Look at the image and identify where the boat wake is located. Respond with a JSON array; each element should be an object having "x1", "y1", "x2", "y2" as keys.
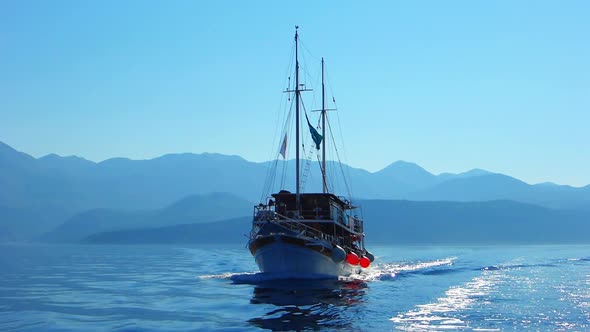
[
  {"x1": 197, "y1": 257, "x2": 457, "y2": 284},
  {"x1": 390, "y1": 268, "x2": 506, "y2": 331},
  {"x1": 197, "y1": 272, "x2": 258, "y2": 280},
  {"x1": 353, "y1": 257, "x2": 457, "y2": 282},
  {"x1": 570, "y1": 256, "x2": 590, "y2": 262},
  {"x1": 389, "y1": 256, "x2": 590, "y2": 331}
]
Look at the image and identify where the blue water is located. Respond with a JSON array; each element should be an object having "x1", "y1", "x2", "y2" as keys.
[{"x1": 0, "y1": 244, "x2": 588, "y2": 331}]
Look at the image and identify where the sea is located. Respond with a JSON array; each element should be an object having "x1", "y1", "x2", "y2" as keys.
[{"x1": 0, "y1": 243, "x2": 588, "y2": 331}]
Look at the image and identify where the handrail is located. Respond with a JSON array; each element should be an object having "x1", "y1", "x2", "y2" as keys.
[
  {"x1": 273, "y1": 212, "x2": 325, "y2": 239},
  {"x1": 253, "y1": 209, "x2": 342, "y2": 247}
]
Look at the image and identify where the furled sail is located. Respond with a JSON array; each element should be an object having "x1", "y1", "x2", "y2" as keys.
[{"x1": 279, "y1": 133, "x2": 288, "y2": 159}]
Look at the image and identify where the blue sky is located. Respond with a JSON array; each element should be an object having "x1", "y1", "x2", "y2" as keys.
[{"x1": 1, "y1": 1, "x2": 589, "y2": 186}]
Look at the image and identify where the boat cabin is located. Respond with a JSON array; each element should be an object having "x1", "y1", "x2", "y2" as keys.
[{"x1": 271, "y1": 190, "x2": 350, "y2": 219}]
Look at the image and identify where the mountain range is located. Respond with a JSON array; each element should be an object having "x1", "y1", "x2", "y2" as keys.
[
  {"x1": 80, "y1": 199, "x2": 590, "y2": 245},
  {"x1": 1, "y1": 140, "x2": 589, "y2": 243},
  {"x1": 40, "y1": 192, "x2": 253, "y2": 243}
]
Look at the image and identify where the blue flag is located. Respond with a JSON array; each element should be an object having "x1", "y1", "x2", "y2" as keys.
[{"x1": 305, "y1": 113, "x2": 323, "y2": 150}]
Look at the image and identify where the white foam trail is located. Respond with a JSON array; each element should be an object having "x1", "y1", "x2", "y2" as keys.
[
  {"x1": 355, "y1": 257, "x2": 457, "y2": 282},
  {"x1": 198, "y1": 257, "x2": 456, "y2": 283},
  {"x1": 197, "y1": 272, "x2": 258, "y2": 280},
  {"x1": 390, "y1": 269, "x2": 505, "y2": 331}
]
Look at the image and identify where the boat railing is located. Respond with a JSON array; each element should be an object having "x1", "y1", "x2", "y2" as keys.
[
  {"x1": 351, "y1": 216, "x2": 363, "y2": 233},
  {"x1": 253, "y1": 205, "x2": 342, "y2": 246},
  {"x1": 252, "y1": 205, "x2": 365, "y2": 254},
  {"x1": 274, "y1": 213, "x2": 332, "y2": 241}
]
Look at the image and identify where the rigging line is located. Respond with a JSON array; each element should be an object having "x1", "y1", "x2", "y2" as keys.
[
  {"x1": 265, "y1": 38, "x2": 298, "y2": 198},
  {"x1": 299, "y1": 99, "x2": 310, "y2": 158},
  {"x1": 322, "y1": 61, "x2": 353, "y2": 198},
  {"x1": 300, "y1": 145, "x2": 315, "y2": 192},
  {"x1": 307, "y1": 65, "x2": 321, "y2": 113},
  {"x1": 263, "y1": 95, "x2": 289, "y2": 191},
  {"x1": 324, "y1": 62, "x2": 354, "y2": 198},
  {"x1": 298, "y1": 38, "x2": 320, "y2": 62},
  {"x1": 300, "y1": 97, "x2": 309, "y2": 122},
  {"x1": 261, "y1": 126, "x2": 279, "y2": 200},
  {"x1": 331, "y1": 159, "x2": 339, "y2": 195},
  {"x1": 261, "y1": 95, "x2": 294, "y2": 201},
  {"x1": 261, "y1": 110, "x2": 281, "y2": 196},
  {"x1": 324, "y1": 63, "x2": 339, "y2": 112},
  {"x1": 297, "y1": 37, "x2": 317, "y2": 93},
  {"x1": 301, "y1": 95, "x2": 324, "y2": 130},
  {"x1": 262, "y1": 159, "x2": 276, "y2": 202},
  {"x1": 332, "y1": 103, "x2": 354, "y2": 198},
  {"x1": 278, "y1": 101, "x2": 295, "y2": 192},
  {"x1": 300, "y1": 97, "x2": 324, "y2": 193},
  {"x1": 265, "y1": 41, "x2": 295, "y2": 165},
  {"x1": 326, "y1": 152, "x2": 335, "y2": 194},
  {"x1": 316, "y1": 153, "x2": 329, "y2": 192},
  {"x1": 276, "y1": 43, "x2": 295, "y2": 144},
  {"x1": 300, "y1": 52, "x2": 309, "y2": 90},
  {"x1": 326, "y1": 115, "x2": 353, "y2": 200},
  {"x1": 283, "y1": 160, "x2": 289, "y2": 190},
  {"x1": 300, "y1": 142, "x2": 306, "y2": 186},
  {"x1": 328, "y1": 153, "x2": 339, "y2": 196},
  {"x1": 301, "y1": 116, "x2": 316, "y2": 191},
  {"x1": 279, "y1": 159, "x2": 284, "y2": 190},
  {"x1": 322, "y1": 64, "x2": 343, "y2": 159},
  {"x1": 324, "y1": 67, "x2": 352, "y2": 199},
  {"x1": 298, "y1": 43, "x2": 318, "y2": 98},
  {"x1": 260, "y1": 41, "x2": 296, "y2": 201},
  {"x1": 264, "y1": 160, "x2": 278, "y2": 202}
]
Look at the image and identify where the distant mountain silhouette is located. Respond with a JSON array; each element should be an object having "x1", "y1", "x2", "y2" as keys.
[
  {"x1": 40, "y1": 192, "x2": 252, "y2": 242},
  {"x1": 0, "y1": 205, "x2": 70, "y2": 242},
  {"x1": 0, "y1": 142, "x2": 84, "y2": 241},
  {"x1": 409, "y1": 173, "x2": 531, "y2": 201},
  {"x1": 83, "y1": 197, "x2": 590, "y2": 245},
  {"x1": 374, "y1": 161, "x2": 438, "y2": 190},
  {"x1": 361, "y1": 199, "x2": 590, "y2": 244},
  {"x1": 438, "y1": 168, "x2": 492, "y2": 181},
  {"x1": 84, "y1": 217, "x2": 251, "y2": 244},
  {"x1": 408, "y1": 173, "x2": 590, "y2": 210},
  {"x1": 40, "y1": 208, "x2": 151, "y2": 243},
  {"x1": 2, "y1": 140, "x2": 590, "y2": 241}
]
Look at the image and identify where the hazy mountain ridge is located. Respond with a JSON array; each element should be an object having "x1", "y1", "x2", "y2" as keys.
[
  {"x1": 408, "y1": 173, "x2": 590, "y2": 210},
  {"x1": 362, "y1": 199, "x2": 590, "y2": 244},
  {"x1": 1, "y1": 140, "x2": 589, "y2": 242},
  {"x1": 84, "y1": 217, "x2": 251, "y2": 244},
  {"x1": 83, "y1": 198, "x2": 590, "y2": 245},
  {"x1": 40, "y1": 192, "x2": 253, "y2": 243}
]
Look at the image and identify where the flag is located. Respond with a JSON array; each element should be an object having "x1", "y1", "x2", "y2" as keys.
[
  {"x1": 279, "y1": 133, "x2": 288, "y2": 159},
  {"x1": 305, "y1": 113, "x2": 323, "y2": 150}
]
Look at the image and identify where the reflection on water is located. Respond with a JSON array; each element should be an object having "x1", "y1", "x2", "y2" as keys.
[{"x1": 245, "y1": 279, "x2": 367, "y2": 331}]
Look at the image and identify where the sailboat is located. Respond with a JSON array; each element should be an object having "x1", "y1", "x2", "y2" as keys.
[{"x1": 248, "y1": 27, "x2": 374, "y2": 278}]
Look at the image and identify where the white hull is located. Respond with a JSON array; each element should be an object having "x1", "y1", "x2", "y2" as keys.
[{"x1": 253, "y1": 237, "x2": 360, "y2": 278}]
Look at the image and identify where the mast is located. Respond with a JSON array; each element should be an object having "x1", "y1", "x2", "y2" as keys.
[
  {"x1": 321, "y1": 58, "x2": 327, "y2": 193},
  {"x1": 295, "y1": 27, "x2": 301, "y2": 209}
]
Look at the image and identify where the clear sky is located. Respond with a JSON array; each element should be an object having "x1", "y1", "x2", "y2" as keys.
[{"x1": 1, "y1": 1, "x2": 589, "y2": 186}]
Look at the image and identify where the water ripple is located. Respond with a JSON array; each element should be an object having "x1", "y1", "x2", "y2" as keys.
[
  {"x1": 390, "y1": 268, "x2": 505, "y2": 331},
  {"x1": 2, "y1": 244, "x2": 589, "y2": 331},
  {"x1": 358, "y1": 257, "x2": 457, "y2": 281}
]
